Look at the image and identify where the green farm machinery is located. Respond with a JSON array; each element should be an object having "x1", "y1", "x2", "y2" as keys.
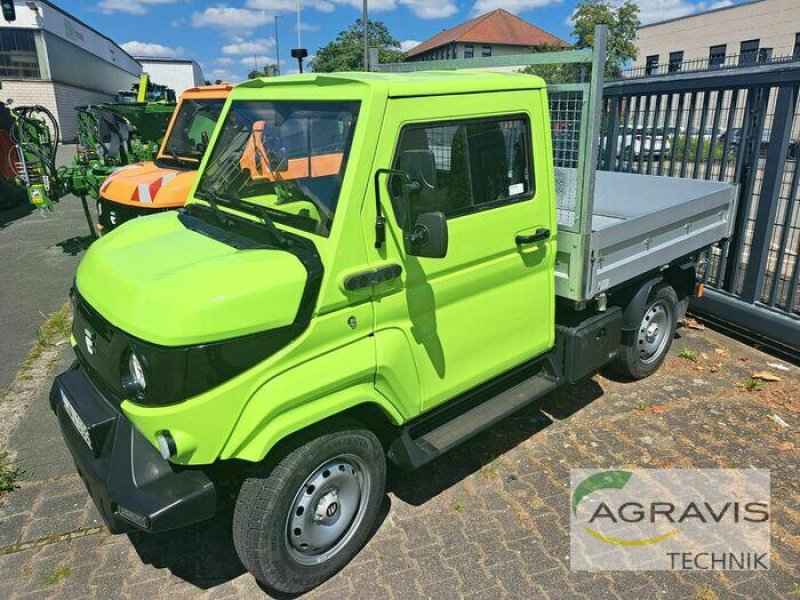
[{"x1": 0, "y1": 75, "x2": 175, "y2": 235}]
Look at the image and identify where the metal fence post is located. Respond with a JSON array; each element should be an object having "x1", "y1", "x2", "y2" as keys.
[{"x1": 739, "y1": 83, "x2": 798, "y2": 303}]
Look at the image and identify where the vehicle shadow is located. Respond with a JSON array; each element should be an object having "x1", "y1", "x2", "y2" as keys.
[
  {"x1": 0, "y1": 202, "x2": 34, "y2": 230},
  {"x1": 388, "y1": 377, "x2": 605, "y2": 505},
  {"x1": 56, "y1": 234, "x2": 94, "y2": 255},
  {"x1": 127, "y1": 378, "x2": 603, "y2": 591},
  {"x1": 127, "y1": 488, "x2": 393, "y2": 594},
  {"x1": 128, "y1": 506, "x2": 246, "y2": 589}
]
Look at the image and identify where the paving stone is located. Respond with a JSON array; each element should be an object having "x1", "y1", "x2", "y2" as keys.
[{"x1": 0, "y1": 326, "x2": 796, "y2": 599}]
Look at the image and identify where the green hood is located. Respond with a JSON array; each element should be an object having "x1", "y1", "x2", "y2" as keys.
[{"x1": 75, "y1": 212, "x2": 308, "y2": 346}]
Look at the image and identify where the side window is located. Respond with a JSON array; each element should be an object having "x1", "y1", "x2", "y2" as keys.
[{"x1": 391, "y1": 115, "x2": 534, "y2": 224}]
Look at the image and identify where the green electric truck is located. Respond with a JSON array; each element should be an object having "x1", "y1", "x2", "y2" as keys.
[{"x1": 51, "y1": 31, "x2": 737, "y2": 594}]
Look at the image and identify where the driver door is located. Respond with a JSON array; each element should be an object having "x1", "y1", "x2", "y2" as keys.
[{"x1": 371, "y1": 92, "x2": 556, "y2": 412}]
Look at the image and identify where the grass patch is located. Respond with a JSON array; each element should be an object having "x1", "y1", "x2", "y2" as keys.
[
  {"x1": 0, "y1": 451, "x2": 23, "y2": 493},
  {"x1": 22, "y1": 302, "x2": 71, "y2": 370},
  {"x1": 679, "y1": 347, "x2": 698, "y2": 361},
  {"x1": 452, "y1": 500, "x2": 465, "y2": 513},
  {"x1": 696, "y1": 585, "x2": 719, "y2": 600},
  {"x1": 742, "y1": 378, "x2": 765, "y2": 392},
  {"x1": 42, "y1": 566, "x2": 70, "y2": 586}
]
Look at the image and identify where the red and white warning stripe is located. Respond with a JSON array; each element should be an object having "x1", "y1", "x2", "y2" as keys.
[
  {"x1": 99, "y1": 163, "x2": 144, "y2": 195},
  {"x1": 131, "y1": 172, "x2": 178, "y2": 204}
]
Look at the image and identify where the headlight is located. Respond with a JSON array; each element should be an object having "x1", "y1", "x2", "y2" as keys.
[
  {"x1": 96, "y1": 201, "x2": 102, "y2": 216},
  {"x1": 122, "y1": 349, "x2": 147, "y2": 401}
]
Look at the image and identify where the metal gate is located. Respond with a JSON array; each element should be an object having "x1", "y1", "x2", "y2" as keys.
[{"x1": 601, "y1": 63, "x2": 800, "y2": 354}]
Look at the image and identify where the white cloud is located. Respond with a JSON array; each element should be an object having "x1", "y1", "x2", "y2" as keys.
[
  {"x1": 216, "y1": 57, "x2": 235, "y2": 65},
  {"x1": 222, "y1": 39, "x2": 276, "y2": 55},
  {"x1": 331, "y1": 0, "x2": 455, "y2": 18},
  {"x1": 191, "y1": 7, "x2": 274, "y2": 29},
  {"x1": 240, "y1": 55, "x2": 277, "y2": 66},
  {"x1": 400, "y1": 39, "x2": 421, "y2": 52},
  {"x1": 297, "y1": 22, "x2": 321, "y2": 33},
  {"x1": 402, "y1": 0, "x2": 458, "y2": 19},
  {"x1": 245, "y1": 0, "x2": 335, "y2": 13},
  {"x1": 471, "y1": 0, "x2": 559, "y2": 16},
  {"x1": 331, "y1": 0, "x2": 399, "y2": 12},
  {"x1": 98, "y1": 0, "x2": 177, "y2": 15},
  {"x1": 121, "y1": 41, "x2": 185, "y2": 57}
]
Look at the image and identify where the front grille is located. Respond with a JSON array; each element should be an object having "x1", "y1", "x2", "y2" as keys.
[{"x1": 72, "y1": 291, "x2": 126, "y2": 405}]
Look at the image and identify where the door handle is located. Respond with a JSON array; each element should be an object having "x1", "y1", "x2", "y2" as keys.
[{"x1": 516, "y1": 228, "x2": 550, "y2": 245}]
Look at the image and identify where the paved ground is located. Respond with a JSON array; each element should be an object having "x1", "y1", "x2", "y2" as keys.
[
  {"x1": 0, "y1": 323, "x2": 797, "y2": 599},
  {"x1": 0, "y1": 145, "x2": 92, "y2": 391}
]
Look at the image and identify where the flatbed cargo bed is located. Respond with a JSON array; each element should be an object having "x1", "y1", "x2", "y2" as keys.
[{"x1": 554, "y1": 169, "x2": 737, "y2": 302}]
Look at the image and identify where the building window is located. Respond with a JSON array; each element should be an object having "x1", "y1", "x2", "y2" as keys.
[
  {"x1": 0, "y1": 28, "x2": 41, "y2": 79},
  {"x1": 794, "y1": 33, "x2": 800, "y2": 59},
  {"x1": 481, "y1": 45, "x2": 492, "y2": 57},
  {"x1": 668, "y1": 51, "x2": 683, "y2": 73},
  {"x1": 645, "y1": 54, "x2": 659, "y2": 75},
  {"x1": 392, "y1": 115, "x2": 534, "y2": 222},
  {"x1": 758, "y1": 47, "x2": 773, "y2": 63},
  {"x1": 709, "y1": 44, "x2": 726, "y2": 69},
  {"x1": 739, "y1": 39, "x2": 759, "y2": 66},
  {"x1": 464, "y1": 44, "x2": 474, "y2": 59}
]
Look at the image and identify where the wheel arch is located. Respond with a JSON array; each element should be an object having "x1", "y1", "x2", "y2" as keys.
[{"x1": 221, "y1": 384, "x2": 404, "y2": 464}]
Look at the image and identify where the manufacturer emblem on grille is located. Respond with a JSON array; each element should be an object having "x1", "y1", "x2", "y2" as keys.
[{"x1": 84, "y1": 328, "x2": 96, "y2": 355}]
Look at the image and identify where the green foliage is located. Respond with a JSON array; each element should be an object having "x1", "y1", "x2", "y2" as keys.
[
  {"x1": 248, "y1": 64, "x2": 280, "y2": 79},
  {"x1": 311, "y1": 19, "x2": 404, "y2": 72},
  {"x1": 42, "y1": 567, "x2": 71, "y2": 586},
  {"x1": 675, "y1": 136, "x2": 725, "y2": 162},
  {"x1": 679, "y1": 347, "x2": 698, "y2": 361},
  {"x1": 571, "y1": 0, "x2": 640, "y2": 78},
  {"x1": 518, "y1": 44, "x2": 582, "y2": 84},
  {"x1": 0, "y1": 451, "x2": 23, "y2": 493}
]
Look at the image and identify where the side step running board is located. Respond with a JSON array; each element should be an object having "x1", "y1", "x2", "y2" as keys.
[{"x1": 388, "y1": 361, "x2": 560, "y2": 469}]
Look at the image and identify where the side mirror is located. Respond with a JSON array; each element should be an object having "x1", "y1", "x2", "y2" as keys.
[
  {"x1": 397, "y1": 149, "x2": 437, "y2": 207},
  {"x1": 405, "y1": 211, "x2": 448, "y2": 259}
]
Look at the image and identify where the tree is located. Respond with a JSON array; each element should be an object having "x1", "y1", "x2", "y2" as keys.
[
  {"x1": 248, "y1": 64, "x2": 280, "y2": 79},
  {"x1": 310, "y1": 19, "x2": 404, "y2": 72},
  {"x1": 572, "y1": 0, "x2": 640, "y2": 78},
  {"x1": 518, "y1": 44, "x2": 578, "y2": 85}
]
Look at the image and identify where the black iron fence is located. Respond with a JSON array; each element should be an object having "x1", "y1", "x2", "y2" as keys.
[
  {"x1": 600, "y1": 63, "x2": 800, "y2": 355},
  {"x1": 617, "y1": 51, "x2": 800, "y2": 81}
]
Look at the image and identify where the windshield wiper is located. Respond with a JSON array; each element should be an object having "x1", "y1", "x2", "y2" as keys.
[
  {"x1": 202, "y1": 187, "x2": 232, "y2": 228},
  {"x1": 230, "y1": 198, "x2": 290, "y2": 249}
]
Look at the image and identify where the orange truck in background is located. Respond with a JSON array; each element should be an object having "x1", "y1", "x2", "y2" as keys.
[{"x1": 95, "y1": 84, "x2": 231, "y2": 235}]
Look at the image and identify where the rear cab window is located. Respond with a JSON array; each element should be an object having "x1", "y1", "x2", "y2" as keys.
[{"x1": 390, "y1": 115, "x2": 534, "y2": 226}]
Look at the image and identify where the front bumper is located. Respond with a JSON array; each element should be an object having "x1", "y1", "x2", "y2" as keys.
[{"x1": 51, "y1": 363, "x2": 216, "y2": 534}]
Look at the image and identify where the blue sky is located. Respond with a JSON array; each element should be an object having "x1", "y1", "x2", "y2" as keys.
[{"x1": 59, "y1": 0, "x2": 745, "y2": 82}]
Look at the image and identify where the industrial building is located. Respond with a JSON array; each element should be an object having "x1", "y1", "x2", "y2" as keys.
[
  {"x1": 0, "y1": 0, "x2": 141, "y2": 141},
  {"x1": 136, "y1": 57, "x2": 205, "y2": 97},
  {"x1": 634, "y1": 0, "x2": 800, "y2": 75}
]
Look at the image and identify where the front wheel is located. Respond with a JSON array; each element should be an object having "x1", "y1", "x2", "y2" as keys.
[
  {"x1": 232, "y1": 427, "x2": 386, "y2": 594},
  {"x1": 613, "y1": 285, "x2": 679, "y2": 380}
]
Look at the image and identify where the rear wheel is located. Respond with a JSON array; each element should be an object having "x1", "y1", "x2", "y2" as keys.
[
  {"x1": 613, "y1": 285, "x2": 678, "y2": 380},
  {"x1": 232, "y1": 427, "x2": 386, "y2": 594}
]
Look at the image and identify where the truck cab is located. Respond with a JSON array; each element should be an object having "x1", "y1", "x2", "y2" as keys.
[
  {"x1": 95, "y1": 84, "x2": 231, "y2": 234},
  {"x1": 51, "y1": 71, "x2": 733, "y2": 594}
]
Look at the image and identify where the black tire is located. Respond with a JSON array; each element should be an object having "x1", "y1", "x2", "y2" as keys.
[
  {"x1": 233, "y1": 427, "x2": 386, "y2": 594},
  {"x1": 613, "y1": 285, "x2": 679, "y2": 380}
]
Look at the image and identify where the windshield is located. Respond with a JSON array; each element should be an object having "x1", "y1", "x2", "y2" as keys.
[
  {"x1": 162, "y1": 98, "x2": 227, "y2": 161},
  {"x1": 195, "y1": 100, "x2": 360, "y2": 237}
]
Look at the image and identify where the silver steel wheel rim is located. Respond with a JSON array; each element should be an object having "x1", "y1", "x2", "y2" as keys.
[
  {"x1": 637, "y1": 299, "x2": 673, "y2": 364},
  {"x1": 285, "y1": 454, "x2": 370, "y2": 566}
]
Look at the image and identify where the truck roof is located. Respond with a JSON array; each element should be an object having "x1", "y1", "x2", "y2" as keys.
[{"x1": 237, "y1": 71, "x2": 545, "y2": 98}]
